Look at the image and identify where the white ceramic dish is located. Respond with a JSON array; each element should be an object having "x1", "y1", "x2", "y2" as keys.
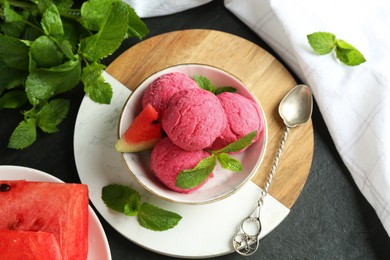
[
  {"x1": 0, "y1": 165, "x2": 111, "y2": 260},
  {"x1": 73, "y1": 71, "x2": 289, "y2": 258},
  {"x1": 118, "y1": 64, "x2": 268, "y2": 204}
]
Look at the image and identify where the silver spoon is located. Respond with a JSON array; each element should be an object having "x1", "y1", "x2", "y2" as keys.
[{"x1": 232, "y1": 84, "x2": 313, "y2": 256}]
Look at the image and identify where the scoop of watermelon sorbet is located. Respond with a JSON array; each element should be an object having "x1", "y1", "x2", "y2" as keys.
[
  {"x1": 162, "y1": 88, "x2": 227, "y2": 151},
  {"x1": 210, "y1": 92, "x2": 264, "y2": 151},
  {"x1": 142, "y1": 72, "x2": 198, "y2": 114},
  {"x1": 151, "y1": 137, "x2": 212, "y2": 193}
]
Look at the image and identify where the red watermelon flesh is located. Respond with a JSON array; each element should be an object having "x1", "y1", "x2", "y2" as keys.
[
  {"x1": 115, "y1": 103, "x2": 162, "y2": 152},
  {"x1": 0, "y1": 230, "x2": 62, "y2": 260},
  {"x1": 0, "y1": 180, "x2": 88, "y2": 260}
]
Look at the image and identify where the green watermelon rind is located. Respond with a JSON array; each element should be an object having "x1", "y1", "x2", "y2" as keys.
[{"x1": 115, "y1": 138, "x2": 160, "y2": 152}]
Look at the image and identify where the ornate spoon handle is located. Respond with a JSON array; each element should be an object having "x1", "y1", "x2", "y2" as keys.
[{"x1": 233, "y1": 126, "x2": 290, "y2": 256}]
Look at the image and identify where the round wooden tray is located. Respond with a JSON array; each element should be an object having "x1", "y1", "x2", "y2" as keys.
[{"x1": 106, "y1": 29, "x2": 314, "y2": 209}]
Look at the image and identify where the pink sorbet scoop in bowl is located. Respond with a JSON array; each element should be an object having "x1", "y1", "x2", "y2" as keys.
[
  {"x1": 118, "y1": 64, "x2": 268, "y2": 204},
  {"x1": 210, "y1": 92, "x2": 264, "y2": 151},
  {"x1": 142, "y1": 72, "x2": 198, "y2": 114},
  {"x1": 162, "y1": 88, "x2": 227, "y2": 151},
  {"x1": 151, "y1": 137, "x2": 213, "y2": 193}
]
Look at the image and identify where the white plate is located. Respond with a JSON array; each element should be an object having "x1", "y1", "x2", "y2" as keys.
[
  {"x1": 73, "y1": 71, "x2": 290, "y2": 258},
  {"x1": 0, "y1": 165, "x2": 111, "y2": 260}
]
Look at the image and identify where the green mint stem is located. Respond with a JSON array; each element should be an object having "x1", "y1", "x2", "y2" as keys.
[{"x1": 8, "y1": 0, "x2": 35, "y2": 9}]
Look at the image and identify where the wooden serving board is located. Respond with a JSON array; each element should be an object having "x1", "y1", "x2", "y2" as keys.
[{"x1": 106, "y1": 29, "x2": 314, "y2": 209}]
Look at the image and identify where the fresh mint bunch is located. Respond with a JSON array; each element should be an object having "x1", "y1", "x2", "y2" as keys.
[
  {"x1": 194, "y1": 75, "x2": 237, "y2": 95},
  {"x1": 0, "y1": 0, "x2": 149, "y2": 149},
  {"x1": 307, "y1": 32, "x2": 366, "y2": 66},
  {"x1": 175, "y1": 131, "x2": 257, "y2": 189},
  {"x1": 102, "y1": 184, "x2": 182, "y2": 231}
]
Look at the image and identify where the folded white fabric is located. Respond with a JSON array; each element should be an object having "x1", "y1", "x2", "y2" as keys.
[
  {"x1": 127, "y1": 0, "x2": 390, "y2": 236},
  {"x1": 225, "y1": 0, "x2": 390, "y2": 237},
  {"x1": 123, "y1": 0, "x2": 212, "y2": 18}
]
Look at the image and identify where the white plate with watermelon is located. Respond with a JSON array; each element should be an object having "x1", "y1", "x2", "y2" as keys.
[{"x1": 0, "y1": 165, "x2": 111, "y2": 260}]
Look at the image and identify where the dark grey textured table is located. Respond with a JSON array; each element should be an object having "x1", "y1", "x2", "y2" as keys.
[{"x1": 1, "y1": 0, "x2": 389, "y2": 259}]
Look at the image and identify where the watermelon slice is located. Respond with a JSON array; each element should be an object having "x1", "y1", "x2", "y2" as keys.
[
  {"x1": 115, "y1": 103, "x2": 162, "y2": 152},
  {"x1": 0, "y1": 180, "x2": 88, "y2": 260},
  {"x1": 0, "y1": 230, "x2": 62, "y2": 260}
]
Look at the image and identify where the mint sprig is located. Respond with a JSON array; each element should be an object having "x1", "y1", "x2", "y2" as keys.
[
  {"x1": 7, "y1": 98, "x2": 69, "y2": 149},
  {"x1": 102, "y1": 184, "x2": 182, "y2": 231},
  {"x1": 137, "y1": 203, "x2": 182, "y2": 231},
  {"x1": 307, "y1": 32, "x2": 366, "y2": 66},
  {"x1": 175, "y1": 155, "x2": 217, "y2": 189},
  {"x1": 175, "y1": 131, "x2": 257, "y2": 189},
  {"x1": 0, "y1": 0, "x2": 149, "y2": 149},
  {"x1": 193, "y1": 75, "x2": 237, "y2": 95}
]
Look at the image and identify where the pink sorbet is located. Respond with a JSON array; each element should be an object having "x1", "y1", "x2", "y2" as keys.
[
  {"x1": 210, "y1": 92, "x2": 264, "y2": 151},
  {"x1": 162, "y1": 88, "x2": 227, "y2": 151},
  {"x1": 142, "y1": 72, "x2": 198, "y2": 114},
  {"x1": 150, "y1": 137, "x2": 212, "y2": 193}
]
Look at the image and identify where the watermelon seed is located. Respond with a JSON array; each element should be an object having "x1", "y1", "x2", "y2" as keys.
[{"x1": 0, "y1": 183, "x2": 10, "y2": 192}]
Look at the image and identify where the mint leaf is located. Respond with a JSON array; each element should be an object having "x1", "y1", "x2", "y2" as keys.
[
  {"x1": 194, "y1": 75, "x2": 236, "y2": 95},
  {"x1": 0, "y1": 90, "x2": 27, "y2": 109},
  {"x1": 80, "y1": 0, "x2": 148, "y2": 38},
  {"x1": 1, "y1": 15, "x2": 27, "y2": 38},
  {"x1": 79, "y1": 1, "x2": 129, "y2": 62},
  {"x1": 214, "y1": 130, "x2": 257, "y2": 154},
  {"x1": 335, "y1": 40, "x2": 366, "y2": 66},
  {"x1": 7, "y1": 118, "x2": 37, "y2": 149},
  {"x1": 138, "y1": 203, "x2": 182, "y2": 231},
  {"x1": 26, "y1": 58, "x2": 81, "y2": 104},
  {"x1": 194, "y1": 75, "x2": 216, "y2": 93},
  {"x1": 53, "y1": 38, "x2": 75, "y2": 60},
  {"x1": 307, "y1": 32, "x2": 336, "y2": 55},
  {"x1": 37, "y1": 98, "x2": 69, "y2": 133},
  {"x1": 41, "y1": 3, "x2": 64, "y2": 36},
  {"x1": 175, "y1": 155, "x2": 216, "y2": 189},
  {"x1": 336, "y1": 39, "x2": 355, "y2": 51},
  {"x1": 102, "y1": 184, "x2": 141, "y2": 216},
  {"x1": 214, "y1": 86, "x2": 237, "y2": 95},
  {"x1": 0, "y1": 34, "x2": 29, "y2": 71},
  {"x1": 3, "y1": 3, "x2": 24, "y2": 23},
  {"x1": 81, "y1": 62, "x2": 112, "y2": 104},
  {"x1": 125, "y1": 4, "x2": 149, "y2": 39},
  {"x1": 30, "y1": 35, "x2": 64, "y2": 68},
  {"x1": 80, "y1": 0, "x2": 118, "y2": 31},
  {"x1": 216, "y1": 153, "x2": 243, "y2": 172},
  {"x1": 0, "y1": 61, "x2": 27, "y2": 92}
]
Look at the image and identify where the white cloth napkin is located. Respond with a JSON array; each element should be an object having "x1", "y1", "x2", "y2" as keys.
[
  {"x1": 224, "y1": 0, "x2": 390, "y2": 237},
  {"x1": 123, "y1": 0, "x2": 212, "y2": 17},
  {"x1": 125, "y1": 0, "x2": 390, "y2": 236}
]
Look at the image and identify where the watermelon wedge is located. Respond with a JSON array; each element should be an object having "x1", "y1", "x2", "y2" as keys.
[
  {"x1": 115, "y1": 103, "x2": 162, "y2": 152},
  {"x1": 0, "y1": 180, "x2": 88, "y2": 260},
  {"x1": 0, "y1": 230, "x2": 62, "y2": 260}
]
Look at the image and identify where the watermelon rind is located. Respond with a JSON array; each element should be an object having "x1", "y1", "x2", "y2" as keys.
[{"x1": 115, "y1": 138, "x2": 160, "y2": 152}]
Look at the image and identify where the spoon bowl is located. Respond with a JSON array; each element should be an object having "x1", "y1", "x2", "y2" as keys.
[{"x1": 279, "y1": 84, "x2": 313, "y2": 128}]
